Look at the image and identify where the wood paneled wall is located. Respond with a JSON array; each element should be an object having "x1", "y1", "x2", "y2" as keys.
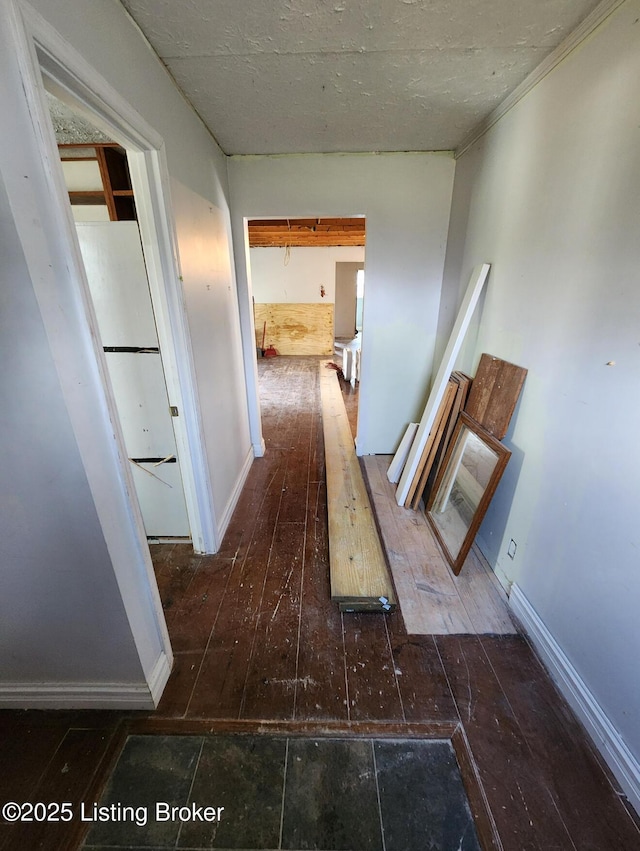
[{"x1": 255, "y1": 303, "x2": 334, "y2": 355}]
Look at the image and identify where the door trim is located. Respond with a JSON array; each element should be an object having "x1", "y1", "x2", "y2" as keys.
[
  {"x1": 27, "y1": 5, "x2": 218, "y2": 555},
  {"x1": 2, "y1": 0, "x2": 215, "y2": 699}
]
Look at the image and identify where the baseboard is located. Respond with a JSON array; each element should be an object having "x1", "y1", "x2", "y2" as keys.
[
  {"x1": 0, "y1": 650, "x2": 172, "y2": 710},
  {"x1": 217, "y1": 446, "x2": 254, "y2": 544},
  {"x1": 509, "y1": 583, "x2": 640, "y2": 815},
  {"x1": 0, "y1": 681, "x2": 156, "y2": 710},
  {"x1": 253, "y1": 437, "x2": 266, "y2": 458},
  {"x1": 147, "y1": 650, "x2": 173, "y2": 708}
]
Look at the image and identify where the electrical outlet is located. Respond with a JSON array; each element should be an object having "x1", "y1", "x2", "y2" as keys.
[{"x1": 507, "y1": 539, "x2": 517, "y2": 559}]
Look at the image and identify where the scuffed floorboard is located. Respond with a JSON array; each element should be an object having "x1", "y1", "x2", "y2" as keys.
[{"x1": 363, "y1": 455, "x2": 516, "y2": 635}]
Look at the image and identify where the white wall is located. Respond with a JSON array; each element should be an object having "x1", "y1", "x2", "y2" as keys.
[
  {"x1": 0, "y1": 172, "x2": 143, "y2": 686},
  {"x1": 28, "y1": 0, "x2": 252, "y2": 535},
  {"x1": 0, "y1": 0, "x2": 250, "y2": 704},
  {"x1": 441, "y1": 0, "x2": 640, "y2": 796},
  {"x1": 228, "y1": 153, "x2": 455, "y2": 454},
  {"x1": 250, "y1": 245, "x2": 365, "y2": 304},
  {"x1": 170, "y1": 180, "x2": 251, "y2": 531}
]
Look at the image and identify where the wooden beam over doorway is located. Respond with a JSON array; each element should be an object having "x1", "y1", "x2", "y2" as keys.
[{"x1": 248, "y1": 217, "x2": 365, "y2": 247}]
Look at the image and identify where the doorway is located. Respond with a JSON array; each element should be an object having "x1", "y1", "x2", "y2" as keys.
[
  {"x1": 334, "y1": 261, "x2": 364, "y2": 341},
  {"x1": 45, "y1": 90, "x2": 191, "y2": 540},
  {"x1": 76, "y1": 220, "x2": 190, "y2": 538},
  {"x1": 33, "y1": 47, "x2": 217, "y2": 553},
  {"x1": 245, "y1": 217, "x2": 365, "y2": 442}
]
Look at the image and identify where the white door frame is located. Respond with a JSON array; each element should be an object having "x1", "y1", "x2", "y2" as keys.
[
  {"x1": 19, "y1": 3, "x2": 218, "y2": 555},
  {"x1": 232, "y1": 216, "x2": 266, "y2": 457},
  {"x1": 1, "y1": 0, "x2": 218, "y2": 702}
]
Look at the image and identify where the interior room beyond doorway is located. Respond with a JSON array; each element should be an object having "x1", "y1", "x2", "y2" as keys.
[{"x1": 247, "y1": 216, "x2": 365, "y2": 440}]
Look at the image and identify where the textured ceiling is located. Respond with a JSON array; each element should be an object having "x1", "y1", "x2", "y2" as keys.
[
  {"x1": 120, "y1": 0, "x2": 602, "y2": 155},
  {"x1": 46, "y1": 91, "x2": 112, "y2": 145}
]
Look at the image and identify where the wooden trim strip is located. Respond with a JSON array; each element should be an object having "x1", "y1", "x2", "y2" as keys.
[
  {"x1": 396, "y1": 264, "x2": 490, "y2": 506},
  {"x1": 95, "y1": 145, "x2": 117, "y2": 220},
  {"x1": 126, "y1": 717, "x2": 459, "y2": 738},
  {"x1": 451, "y1": 726, "x2": 504, "y2": 851},
  {"x1": 406, "y1": 379, "x2": 458, "y2": 509}
]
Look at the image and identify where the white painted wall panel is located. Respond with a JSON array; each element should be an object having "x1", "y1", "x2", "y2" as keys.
[
  {"x1": 249, "y1": 245, "x2": 365, "y2": 304},
  {"x1": 105, "y1": 353, "x2": 176, "y2": 457},
  {"x1": 0, "y1": 171, "x2": 143, "y2": 684},
  {"x1": 129, "y1": 463, "x2": 190, "y2": 538},
  {"x1": 72, "y1": 204, "x2": 109, "y2": 222},
  {"x1": 76, "y1": 222, "x2": 159, "y2": 348},
  {"x1": 0, "y1": 0, "x2": 250, "y2": 702},
  {"x1": 61, "y1": 158, "x2": 102, "y2": 190},
  {"x1": 31, "y1": 0, "x2": 252, "y2": 531},
  {"x1": 441, "y1": 0, "x2": 640, "y2": 770}
]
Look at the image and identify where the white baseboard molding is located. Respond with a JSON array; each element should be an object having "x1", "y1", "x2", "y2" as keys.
[
  {"x1": 253, "y1": 437, "x2": 266, "y2": 458},
  {"x1": 146, "y1": 650, "x2": 173, "y2": 708},
  {"x1": 0, "y1": 651, "x2": 172, "y2": 710},
  {"x1": 0, "y1": 681, "x2": 156, "y2": 710},
  {"x1": 510, "y1": 583, "x2": 640, "y2": 816},
  {"x1": 217, "y1": 446, "x2": 254, "y2": 545}
]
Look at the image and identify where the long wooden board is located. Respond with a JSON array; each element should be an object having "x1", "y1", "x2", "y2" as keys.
[
  {"x1": 386, "y1": 422, "x2": 418, "y2": 484},
  {"x1": 396, "y1": 264, "x2": 490, "y2": 505},
  {"x1": 420, "y1": 372, "x2": 472, "y2": 505},
  {"x1": 319, "y1": 362, "x2": 396, "y2": 610},
  {"x1": 407, "y1": 379, "x2": 458, "y2": 509}
]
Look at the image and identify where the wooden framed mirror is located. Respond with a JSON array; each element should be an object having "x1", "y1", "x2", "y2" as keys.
[{"x1": 426, "y1": 412, "x2": 511, "y2": 575}]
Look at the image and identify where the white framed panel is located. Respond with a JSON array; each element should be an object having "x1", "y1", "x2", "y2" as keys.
[
  {"x1": 129, "y1": 462, "x2": 190, "y2": 538},
  {"x1": 61, "y1": 158, "x2": 102, "y2": 191},
  {"x1": 26, "y1": 2, "x2": 218, "y2": 555},
  {"x1": 76, "y1": 221, "x2": 159, "y2": 348},
  {"x1": 105, "y1": 353, "x2": 178, "y2": 457}
]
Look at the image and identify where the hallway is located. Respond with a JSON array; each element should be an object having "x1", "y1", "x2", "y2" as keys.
[{"x1": 0, "y1": 357, "x2": 638, "y2": 850}]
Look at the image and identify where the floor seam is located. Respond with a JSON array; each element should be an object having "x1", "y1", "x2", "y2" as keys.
[
  {"x1": 238, "y1": 399, "x2": 289, "y2": 720},
  {"x1": 174, "y1": 736, "x2": 205, "y2": 849},
  {"x1": 371, "y1": 739, "x2": 387, "y2": 851},
  {"x1": 278, "y1": 737, "x2": 290, "y2": 850}
]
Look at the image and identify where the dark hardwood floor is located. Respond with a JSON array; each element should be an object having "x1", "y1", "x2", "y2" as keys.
[{"x1": 1, "y1": 356, "x2": 638, "y2": 850}]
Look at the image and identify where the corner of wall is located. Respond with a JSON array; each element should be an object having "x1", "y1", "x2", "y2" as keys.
[
  {"x1": 215, "y1": 444, "x2": 255, "y2": 545},
  {"x1": 509, "y1": 584, "x2": 640, "y2": 817}
]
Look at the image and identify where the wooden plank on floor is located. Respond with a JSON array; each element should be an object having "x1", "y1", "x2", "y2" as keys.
[
  {"x1": 419, "y1": 372, "x2": 471, "y2": 505},
  {"x1": 295, "y1": 481, "x2": 349, "y2": 721},
  {"x1": 319, "y1": 362, "x2": 395, "y2": 608},
  {"x1": 436, "y1": 635, "x2": 577, "y2": 850},
  {"x1": 364, "y1": 455, "x2": 515, "y2": 635},
  {"x1": 396, "y1": 263, "x2": 490, "y2": 506},
  {"x1": 365, "y1": 456, "x2": 473, "y2": 634},
  {"x1": 456, "y1": 547, "x2": 517, "y2": 635}
]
